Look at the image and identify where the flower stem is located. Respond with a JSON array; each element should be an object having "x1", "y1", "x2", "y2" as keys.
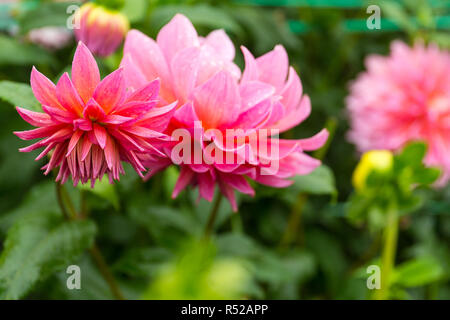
[
  {"x1": 374, "y1": 204, "x2": 399, "y2": 300},
  {"x1": 279, "y1": 193, "x2": 307, "y2": 249},
  {"x1": 54, "y1": 182, "x2": 125, "y2": 300},
  {"x1": 204, "y1": 193, "x2": 223, "y2": 239},
  {"x1": 89, "y1": 244, "x2": 125, "y2": 300}
]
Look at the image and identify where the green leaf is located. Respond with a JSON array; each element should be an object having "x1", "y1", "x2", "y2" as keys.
[
  {"x1": 0, "y1": 36, "x2": 54, "y2": 66},
  {"x1": 0, "y1": 80, "x2": 40, "y2": 111},
  {"x1": 290, "y1": 165, "x2": 336, "y2": 195},
  {"x1": 78, "y1": 178, "x2": 120, "y2": 210},
  {"x1": 0, "y1": 211, "x2": 97, "y2": 299},
  {"x1": 121, "y1": 0, "x2": 148, "y2": 23},
  {"x1": 397, "y1": 142, "x2": 427, "y2": 166},
  {"x1": 392, "y1": 257, "x2": 445, "y2": 288}
]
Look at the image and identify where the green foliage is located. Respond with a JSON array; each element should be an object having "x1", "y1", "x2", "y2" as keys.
[
  {"x1": 0, "y1": 36, "x2": 55, "y2": 66},
  {"x1": 17, "y1": 1, "x2": 80, "y2": 34},
  {"x1": 0, "y1": 80, "x2": 40, "y2": 111},
  {"x1": 0, "y1": 0, "x2": 449, "y2": 301},
  {"x1": 392, "y1": 257, "x2": 445, "y2": 288},
  {"x1": 78, "y1": 178, "x2": 120, "y2": 210},
  {"x1": 347, "y1": 142, "x2": 440, "y2": 230},
  {"x1": 0, "y1": 210, "x2": 96, "y2": 299}
]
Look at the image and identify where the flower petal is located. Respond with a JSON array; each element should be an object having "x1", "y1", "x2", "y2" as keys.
[
  {"x1": 72, "y1": 41, "x2": 100, "y2": 103},
  {"x1": 193, "y1": 71, "x2": 240, "y2": 129}
]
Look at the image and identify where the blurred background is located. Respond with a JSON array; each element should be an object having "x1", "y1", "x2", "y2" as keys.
[{"x1": 0, "y1": 0, "x2": 449, "y2": 300}]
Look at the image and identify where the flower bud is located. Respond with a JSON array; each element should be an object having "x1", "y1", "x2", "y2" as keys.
[
  {"x1": 353, "y1": 150, "x2": 393, "y2": 190},
  {"x1": 74, "y1": 2, "x2": 129, "y2": 57}
]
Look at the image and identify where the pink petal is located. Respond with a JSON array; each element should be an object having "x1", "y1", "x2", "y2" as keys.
[
  {"x1": 220, "y1": 174, "x2": 255, "y2": 196},
  {"x1": 16, "y1": 107, "x2": 52, "y2": 127},
  {"x1": 93, "y1": 124, "x2": 107, "y2": 149},
  {"x1": 83, "y1": 98, "x2": 106, "y2": 121},
  {"x1": 256, "y1": 45, "x2": 289, "y2": 91},
  {"x1": 123, "y1": 29, "x2": 170, "y2": 85},
  {"x1": 239, "y1": 81, "x2": 275, "y2": 112},
  {"x1": 254, "y1": 175, "x2": 293, "y2": 188},
  {"x1": 156, "y1": 14, "x2": 199, "y2": 64},
  {"x1": 42, "y1": 105, "x2": 75, "y2": 123},
  {"x1": 193, "y1": 71, "x2": 240, "y2": 129},
  {"x1": 137, "y1": 101, "x2": 177, "y2": 132},
  {"x1": 172, "y1": 166, "x2": 194, "y2": 198},
  {"x1": 234, "y1": 99, "x2": 272, "y2": 129},
  {"x1": 198, "y1": 171, "x2": 215, "y2": 201},
  {"x1": 173, "y1": 101, "x2": 199, "y2": 127},
  {"x1": 125, "y1": 79, "x2": 160, "y2": 103},
  {"x1": 121, "y1": 53, "x2": 148, "y2": 92},
  {"x1": 56, "y1": 72, "x2": 84, "y2": 115},
  {"x1": 204, "y1": 29, "x2": 235, "y2": 61},
  {"x1": 295, "y1": 129, "x2": 329, "y2": 151},
  {"x1": 66, "y1": 130, "x2": 83, "y2": 156},
  {"x1": 72, "y1": 41, "x2": 100, "y2": 103},
  {"x1": 240, "y1": 46, "x2": 259, "y2": 83},
  {"x1": 272, "y1": 95, "x2": 312, "y2": 132},
  {"x1": 92, "y1": 68, "x2": 126, "y2": 113},
  {"x1": 171, "y1": 46, "x2": 201, "y2": 103},
  {"x1": 30, "y1": 67, "x2": 62, "y2": 109},
  {"x1": 280, "y1": 67, "x2": 303, "y2": 113}
]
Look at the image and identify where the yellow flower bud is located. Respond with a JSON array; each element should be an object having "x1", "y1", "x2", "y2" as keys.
[{"x1": 353, "y1": 150, "x2": 393, "y2": 190}]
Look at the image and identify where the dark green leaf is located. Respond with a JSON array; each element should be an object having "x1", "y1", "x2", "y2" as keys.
[{"x1": 0, "y1": 211, "x2": 97, "y2": 299}]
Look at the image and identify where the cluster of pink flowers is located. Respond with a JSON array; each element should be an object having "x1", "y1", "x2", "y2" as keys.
[
  {"x1": 15, "y1": 14, "x2": 327, "y2": 210},
  {"x1": 347, "y1": 41, "x2": 450, "y2": 185}
]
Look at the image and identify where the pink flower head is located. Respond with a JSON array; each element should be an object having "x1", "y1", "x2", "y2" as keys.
[
  {"x1": 74, "y1": 2, "x2": 129, "y2": 57},
  {"x1": 347, "y1": 41, "x2": 450, "y2": 185},
  {"x1": 15, "y1": 42, "x2": 175, "y2": 187},
  {"x1": 121, "y1": 14, "x2": 328, "y2": 211}
]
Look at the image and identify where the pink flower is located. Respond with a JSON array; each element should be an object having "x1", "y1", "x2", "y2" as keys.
[
  {"x1": 15, "y1": 42, "x2": 175, "y2": 187},
  {"x1": 347, "y1": 41, "x2": 450, "y2": 185},
  {"x1": 74, "y1": 3, "x2": 129, "y2": 57},
  {"x1": 121, "y1": 14, "x2": 328, "y2": 210}
]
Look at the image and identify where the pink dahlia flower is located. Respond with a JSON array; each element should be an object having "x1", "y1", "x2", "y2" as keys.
[
  {"x1": 347, "y1": 41, "x2": 450, "y2": 185},
  {"x1": 15, "y1": 42, "x2": 175, "y2": 186},
  {"x1": 74, "y1": 2, "x2": 129, "y2": 57},
  {"x1": 121, "y1": 14, "x2": 328, "y2": 210}
]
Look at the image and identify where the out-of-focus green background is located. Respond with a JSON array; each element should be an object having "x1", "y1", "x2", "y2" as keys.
[{"x1": 0, "y1": 0, "x2": 449, "y2": 300}]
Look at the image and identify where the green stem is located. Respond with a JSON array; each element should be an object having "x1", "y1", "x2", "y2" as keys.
[
  {"x1": 279, "y1": 194, "x2": 307, "y2": 249},
  {"x1": 54, "y1": 182, "x2": 125, "y2": 300},
  {"x1": 374, "y1": 204, "x2": 399, "y2": 300},
  {"x1": 204, "y1": 193, "x2": 223, "y2": 239},
  {"x1": 89, "y1": 244, "x2": 125, "y2": 300},
  {"x1": 55, "y1": 183, "x2": 70, "y2": 220}
]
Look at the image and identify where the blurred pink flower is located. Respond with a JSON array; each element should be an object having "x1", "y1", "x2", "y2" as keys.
[
  {"x1": 15, "y1": 42, "x2": 175, "y2": 186},
  {"x1": 74, "y1": 2, "x2": 129, "y2": 57},
  {"x1": 28, "y1": 26, "x2": 73, "y2": 51},
  {"x1": 347, "y1": 41, "x2": 450, "y2": 185},
  {"x1": 121, "y1": 14, "x2": 327, "y2": 210}
]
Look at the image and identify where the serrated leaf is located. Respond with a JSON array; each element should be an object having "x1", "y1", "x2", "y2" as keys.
[
  {"x1": 0, "y1": 80, "x2": 41, "y2": 111},
  {"x1": 0, "y1": 211, "x2": 97, "y2": 299}
]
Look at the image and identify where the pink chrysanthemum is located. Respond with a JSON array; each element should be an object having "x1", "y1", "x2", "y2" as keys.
[
  {"x1": 15, "y1": 42, "x2": 175, "y2": 186},
  {"x1": 121, "y1": 14, "x2": 328, "y2": 210},
  {"x1": 347, "y1": 41, "x2": 450, "y2": 185}
]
